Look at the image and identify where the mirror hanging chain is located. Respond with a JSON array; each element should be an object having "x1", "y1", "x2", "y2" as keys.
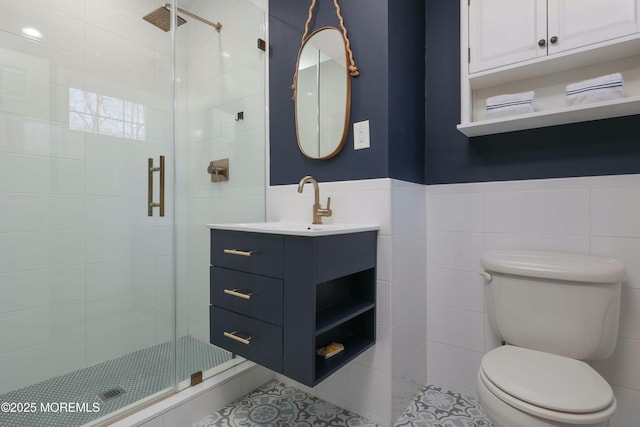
[{"x1": 291, "y1": 0, "x2": 359, "y2": 99}]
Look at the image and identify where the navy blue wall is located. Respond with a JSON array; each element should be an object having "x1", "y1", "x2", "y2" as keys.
[
  {"x1": 389, "y1": 2, "x2": 426, "y2": 183},
  {"x1": 269, "y1": 1, "x2": 425, "y2": 185},
  {"x1": 425, "y1": 0, "x2": 640, "y2": 185},
  {"x1": 270, "y1": 1, "x2": 639, "y2": 186}
]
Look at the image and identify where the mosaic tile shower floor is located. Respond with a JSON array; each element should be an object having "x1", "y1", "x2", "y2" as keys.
[
  {"x1": 194, "y1": 380, "x2": 493, "y2": 427},
  {"x1": 0, "y1": 336, "x2": 232, "y2": 427}
]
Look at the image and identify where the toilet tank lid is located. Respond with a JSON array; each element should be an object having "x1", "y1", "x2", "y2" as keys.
[{"x1": 481, "y1": 250, "x2": 626, "y2": 284}]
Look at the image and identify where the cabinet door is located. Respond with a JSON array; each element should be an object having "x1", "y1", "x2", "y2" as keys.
[
  {"x1": 548, "y1": 0, "x2": 638, "y2": 55},
  {"x1": 469, "y1": 0, "x2": 546, "y2": 73}
]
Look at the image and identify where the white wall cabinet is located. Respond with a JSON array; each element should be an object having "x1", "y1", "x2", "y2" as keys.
[
  {"x1": 469, "y1": 0, "x2": 546, "y2": 73},
  {"x1": 548, "y1": 0, "x2": 638, "y2": 55},
  {"x1": 470, "y1": 0, "x2": 639, "y2": 73},
  {"x1": 460, "y1": 0, "x2": 640, "y2": 137}
]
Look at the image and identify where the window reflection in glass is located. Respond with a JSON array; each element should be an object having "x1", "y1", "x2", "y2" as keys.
[{"x1": 69, "y1": 88, "x2": 145, "y2": 140}]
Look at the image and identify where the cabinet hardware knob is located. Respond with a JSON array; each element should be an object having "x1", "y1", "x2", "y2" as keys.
[
  {"x1": 538, "y1": 39, "x2": 546, "y2": 47},
  {"x1": 223, "y1": 249, "x2": 254, "y2": 257},
  {"x1": 550, "y1": 36, "x2": 558, "y2": 44},
  {"x1": 224, "y1": 289, "x2": 253, "y2": 300},
  {"x1": 224, "y1": 331, "x2": 252, "y2": 345}
]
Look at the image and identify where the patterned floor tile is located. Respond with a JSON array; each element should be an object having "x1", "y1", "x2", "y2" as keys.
[
  {"x1": 193, "y1": 381, "x2": 493, "y2": 427},
  {"x1": 194, "y1": 381, "x2": 493, "y2": 427},
  {"x1": 193, "y1": 380, "x2": 380, "y2": 427},
  {"x1": 394, "y1": 384, "x2": 493, "y2": 427}
]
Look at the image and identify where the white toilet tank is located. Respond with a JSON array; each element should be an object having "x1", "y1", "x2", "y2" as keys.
[{"x1": 481, "y1": 250, "x2": 626, "y2": 360}]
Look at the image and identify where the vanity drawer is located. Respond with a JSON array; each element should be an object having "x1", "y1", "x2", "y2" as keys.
[
  {"x1": 211, "y1": 267, "x2": 283, "y2": 326},
  {"x1": 211, "y1": 230, "x2": 283, "y2": 278},
  {"x1": 210, "y1": 306, "x2": 282, "y2": 372}
]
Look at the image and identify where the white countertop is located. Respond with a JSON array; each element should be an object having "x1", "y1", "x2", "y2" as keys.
[{"x1": 207, "y1": 221, "x2": 379, "y2": 237}]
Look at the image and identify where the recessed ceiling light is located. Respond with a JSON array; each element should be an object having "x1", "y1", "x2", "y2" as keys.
[
  {"x1": 22, "y1": 27, "x2": 42, "y2": 39},
  {"x1": 222, "y1": 52, "x2": 231, "y2": 58}
]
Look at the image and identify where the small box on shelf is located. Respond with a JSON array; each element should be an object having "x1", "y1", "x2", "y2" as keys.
[{"x1": 316, "y1": 342, "x2": 345, "y2": 359}]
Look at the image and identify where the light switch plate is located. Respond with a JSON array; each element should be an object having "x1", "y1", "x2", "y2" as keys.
[{"x1": 353, "y1": 120, "x2": 370, "y2": 150}]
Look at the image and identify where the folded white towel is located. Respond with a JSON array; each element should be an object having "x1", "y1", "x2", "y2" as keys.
[
  {"x1": 486, "y1": 91, "x2": 534, "y2": 119},
  {"x1": 487, "y1": 91, "x2": 534, "y2": 107},
  {"x1": 485, "y1": 103, "x2": 534, "y2": 119},
  {"x1": 566, "y1": 73, "x2": 626, "y2": 106}
]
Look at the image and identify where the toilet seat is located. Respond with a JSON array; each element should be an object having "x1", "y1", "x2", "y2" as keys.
[{"x1": 480, "y1": 346, "x2": 616, "y2": 424}]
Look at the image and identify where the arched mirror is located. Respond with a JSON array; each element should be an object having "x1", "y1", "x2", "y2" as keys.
[{"x1": 295, "y1": 26, "x2": 350, "y2": 159}]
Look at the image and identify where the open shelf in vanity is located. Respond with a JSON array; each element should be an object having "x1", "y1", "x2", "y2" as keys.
[{"x1": 314, "y1": 268, "x2": 375, "y2": 383}]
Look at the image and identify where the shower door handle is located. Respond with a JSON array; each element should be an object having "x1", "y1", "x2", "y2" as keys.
[{"x1": 148, "y1": 156, "x2": 165, "y2": 217}]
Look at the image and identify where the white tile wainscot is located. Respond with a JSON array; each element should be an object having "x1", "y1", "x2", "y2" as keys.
[
  {"x1": 425, "y1": 174, "x2": 640, "y2": 427},
  {"x1": 267, "y1": 178, "x2": 426, "y2": 427}
]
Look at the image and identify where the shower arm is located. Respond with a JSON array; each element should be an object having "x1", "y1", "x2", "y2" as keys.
[{"x1": 163, "y1": 3, "x2": 222, "y2": 32}]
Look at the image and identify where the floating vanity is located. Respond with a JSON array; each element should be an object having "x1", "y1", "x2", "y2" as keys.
[{"x1": 207, "y1": 222, "x2": 379, "y2": 387}]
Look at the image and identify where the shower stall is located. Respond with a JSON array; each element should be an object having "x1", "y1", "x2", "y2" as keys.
[{"x1": 0, "y1": 0, "x2": 266, "y2": 425}]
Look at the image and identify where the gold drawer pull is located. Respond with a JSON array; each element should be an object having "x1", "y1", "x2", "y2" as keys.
[
  {"x1": 223, "y1": 330, "x2": 252, "y2": 345},
  {"x1": 223, "y1": 249, "x2": 254, "y2": 257},
  {"x1": 223, "y1": 288, "x2": 253, "y2": 300}
]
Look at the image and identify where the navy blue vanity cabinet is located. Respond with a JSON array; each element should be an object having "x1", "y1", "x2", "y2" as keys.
[
  {"x1": 210, "y1": 228, "x2": 377, "y2": 387},
  {"x1": 210, "y1": 230, "x2": 284, "y2": 373},
  {"x1": 284, "y1": 231, "x2": 377, "y2": 386}
]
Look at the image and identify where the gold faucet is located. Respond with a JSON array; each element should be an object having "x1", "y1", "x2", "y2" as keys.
[{"x1": 297, "y1": 175, "x2": 332, "y2": 224}]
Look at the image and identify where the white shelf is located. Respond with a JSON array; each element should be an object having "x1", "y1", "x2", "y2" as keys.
[{"x1": 457, "y1": 95, "x2": 640, "y2": 137}]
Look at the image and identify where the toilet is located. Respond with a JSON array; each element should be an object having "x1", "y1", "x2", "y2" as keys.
[{"x1": 477, "y1": 250, "x2": 626, "y2": 427}]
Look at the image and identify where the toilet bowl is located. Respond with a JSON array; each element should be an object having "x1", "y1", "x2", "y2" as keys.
[
  {"x1": 477, "y1": 250, "x2": 625, "y2": 427},
  {"x1": 477, "y1": 345, "x2": 616, "y2": 427}
]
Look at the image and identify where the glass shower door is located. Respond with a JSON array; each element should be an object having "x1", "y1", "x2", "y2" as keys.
[
  {"x1": 173, "y1": 0, "x2": 267, "y2": 390},
  {"x1": 0, "y1": 0, "x2": 178, "y2": 425},
  {"x1": 0, "y1": 0, "x2": 266, "y2": 425}
]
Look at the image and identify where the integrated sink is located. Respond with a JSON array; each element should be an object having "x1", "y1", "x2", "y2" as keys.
[{"x1": 207, "y1": 221, "x2": 379, "y2": 237}]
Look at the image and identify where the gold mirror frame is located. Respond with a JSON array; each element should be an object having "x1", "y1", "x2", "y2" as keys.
[
  {"x1": 291, "y1": 0, "x2": 359, "y2": 160},
  {"x1": 295, "y1": 27, "x2": 351, "y2": 160}
]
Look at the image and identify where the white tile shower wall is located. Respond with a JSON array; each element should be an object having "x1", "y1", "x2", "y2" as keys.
[
  {"x1": 0, "y1": 0, "x2": 174, "y2": 394},
  {"x1": 425, "y1": 174, "x2": 640, "y2": 426},
  {"x1": 266, "y1": 178, "x2": 427, "y2": 427},
  {"x1": 183, "y1": 0, "x2": 266, "y2": 343}
]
